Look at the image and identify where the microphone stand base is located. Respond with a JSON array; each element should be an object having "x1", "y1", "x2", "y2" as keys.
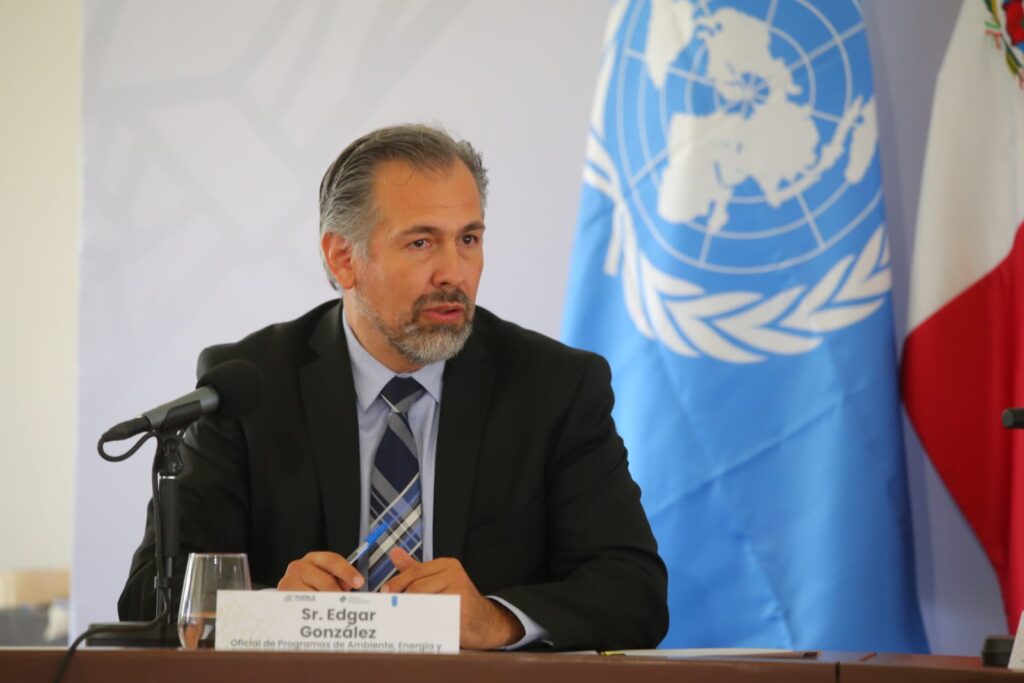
[{"x1": 85, "y1": 621, "x2": 179, "y2": 648}]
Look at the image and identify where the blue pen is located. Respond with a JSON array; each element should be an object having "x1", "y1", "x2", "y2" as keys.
[{"x1": 346, "y1": 518, "x2": 391, "y2": 564}]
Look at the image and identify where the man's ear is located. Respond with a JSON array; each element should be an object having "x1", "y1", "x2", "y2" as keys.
[{"x1": 321, "y1": 232, "x2": 358, "y2": 290}]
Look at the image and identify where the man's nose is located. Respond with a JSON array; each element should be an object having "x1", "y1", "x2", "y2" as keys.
[{"x1": 432, "y1": 242, "x2": 466, "y2": 289}]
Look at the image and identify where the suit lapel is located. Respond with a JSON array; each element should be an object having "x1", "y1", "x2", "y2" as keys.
[
  {"x1": 300, "y1": 302, "x2": 361, "y2": 556},
  {"x1": 433, "y1": 330, "x2": 493, "y2": 559}
]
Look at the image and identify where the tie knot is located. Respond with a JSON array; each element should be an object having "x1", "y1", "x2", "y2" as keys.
[{"x1": 381, "y1": 376, "x2": 423, "y2": 414}]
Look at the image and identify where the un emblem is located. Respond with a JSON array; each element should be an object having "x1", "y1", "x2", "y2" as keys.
[{"x1": 585, "y1": 0, "x2": 891, "y2": 363}]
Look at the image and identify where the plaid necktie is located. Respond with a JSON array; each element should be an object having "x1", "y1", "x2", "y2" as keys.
[{"x1": 367, "y1": 376, "x2": 425, "y2": 591}]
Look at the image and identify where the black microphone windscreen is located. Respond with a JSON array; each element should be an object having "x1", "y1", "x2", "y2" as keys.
[
  {"x1": 1003, "y1": 408, "x2": 1024, "y2": 429},
  {"x1": 197, "y1": 360, "x2": 264, "y2": 419}
]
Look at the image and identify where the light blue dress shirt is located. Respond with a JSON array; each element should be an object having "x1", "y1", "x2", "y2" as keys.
[{"x1": 341, "y1": 310, "x2": 547, "y2": 648}]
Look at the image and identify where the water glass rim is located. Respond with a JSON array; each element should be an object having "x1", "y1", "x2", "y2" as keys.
[{"x1": 187, "y1": 552, "x2": 249, "y2": 559}]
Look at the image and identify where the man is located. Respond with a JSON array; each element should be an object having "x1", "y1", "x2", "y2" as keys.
[{"x1": 120, "y1": 124, "x2": 668, "y2": 650}]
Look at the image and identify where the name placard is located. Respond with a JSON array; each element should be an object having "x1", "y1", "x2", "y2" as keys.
[
  {"x1": 1009, "y1": 612, "x2": 1024, "y2": 671},
  {"x1": 215, "y1": 590, "x2": 459, "y2": 654}
]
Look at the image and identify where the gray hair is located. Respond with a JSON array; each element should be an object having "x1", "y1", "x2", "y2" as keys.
[{"x1": 318, "y1": 123, "x2": 488, "y2": 289}]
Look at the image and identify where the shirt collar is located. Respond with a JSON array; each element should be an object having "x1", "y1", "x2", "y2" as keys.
[{"x1": 341, "y1": 306, "x2": 444, "y2": 412}]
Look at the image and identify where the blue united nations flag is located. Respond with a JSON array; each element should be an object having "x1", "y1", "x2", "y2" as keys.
[{"x1": 563, "y1": 0, "x2": 927, "y2": 651}]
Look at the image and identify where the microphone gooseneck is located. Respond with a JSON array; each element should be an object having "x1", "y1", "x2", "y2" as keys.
[{"x1": 100, "y1": 360, "x2": 264, "y2": 443}]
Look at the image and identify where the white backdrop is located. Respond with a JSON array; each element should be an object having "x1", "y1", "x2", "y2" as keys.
[{"x1": 75, "y1": 0, "x2": 1003, "y2": 654}]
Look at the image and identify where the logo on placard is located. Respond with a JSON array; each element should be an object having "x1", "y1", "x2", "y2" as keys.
[{"x1": 585, "y1": 0, "x2": 890, "y2": 363}]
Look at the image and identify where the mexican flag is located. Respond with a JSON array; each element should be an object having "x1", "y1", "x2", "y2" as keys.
[{"x1": 901, "y1": 0, "x2": 1024, "y2": 631}]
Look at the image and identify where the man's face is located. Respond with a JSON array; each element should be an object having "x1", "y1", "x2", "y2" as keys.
[{"x1": 326, "y1": 159, "x2": 485, "y2": 372}]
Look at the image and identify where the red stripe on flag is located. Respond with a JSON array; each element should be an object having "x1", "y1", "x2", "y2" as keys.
[{"x1": 902, "y1": 220, "x2": 1024, "y2": 631}]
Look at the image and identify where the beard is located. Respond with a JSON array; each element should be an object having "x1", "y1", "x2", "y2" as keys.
[{"x1": 351, "y1": 287, "x2": 474, "y2": 366}]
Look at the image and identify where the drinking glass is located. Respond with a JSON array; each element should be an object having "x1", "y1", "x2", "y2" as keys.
[{"x1": 177, "y1": 553, "x2": 251, "y2": 649}]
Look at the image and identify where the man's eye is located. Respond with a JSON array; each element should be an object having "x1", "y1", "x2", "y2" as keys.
[
  {"x1": 410, "y1": 239, "x2": 429, "y2": 249},
  {"x1": 462, "y1": 234, "x2": 479, "y2": 245}
]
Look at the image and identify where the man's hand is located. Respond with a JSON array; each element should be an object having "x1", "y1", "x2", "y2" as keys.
[
  {"x1": 277, "y1": 551, "x2": 365, "y2": 591},
  {"x1": 382, "y1": 548, "x2": 525, "y2": 650}
]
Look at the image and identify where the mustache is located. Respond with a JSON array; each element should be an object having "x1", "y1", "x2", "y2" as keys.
[{"x1": 411, "y1": 289, "x2": 472, "y2": 317}]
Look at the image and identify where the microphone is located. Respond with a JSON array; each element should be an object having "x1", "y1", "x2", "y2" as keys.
[
  {"x1": 102, "y1": 360, "x2": 264, "y2": 441},
  {"x1": 1003, "y1": 408, "x2": 1024, "y2": 429}
]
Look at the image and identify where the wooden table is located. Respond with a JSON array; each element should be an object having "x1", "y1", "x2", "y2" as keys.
[
  {"x1": 844, "y1": 653, "x2": 1022, "y2": 682},
  {"x1": 0, "y1": 648, "x2": 1017, "y2": 683}
]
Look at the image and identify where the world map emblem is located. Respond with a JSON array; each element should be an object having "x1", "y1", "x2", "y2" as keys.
[{"x1": 584, "y1": 0, "x2": 891, "y2": 363}]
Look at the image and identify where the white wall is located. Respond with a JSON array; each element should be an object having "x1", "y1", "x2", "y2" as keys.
[
  {"x1": 864, "y1": 0, "x2": 1007, "y2": 653},
  {"x1": 0, "y1": 0, "x2": 79, "y2": 572},
  {"x1": 72, "y1": 0, "x2": 608, "y2": 637}
]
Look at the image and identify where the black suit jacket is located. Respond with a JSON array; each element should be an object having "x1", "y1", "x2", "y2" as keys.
[{"x1": 119, "y1": 301, "x2": 668, "y2": 650}]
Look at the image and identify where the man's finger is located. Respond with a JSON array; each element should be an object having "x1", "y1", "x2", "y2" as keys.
[
  {"x1": 305, "y1": 551, "x2": 365, "y2": 589},
  {"x1": 382, "y1": 552, "x2": 445, "y2": 594},
  {"x1": 278, "y1": 563, "x2": 344, "y2": 591},
  {"x1": 394, "y1": 573, "x2": 450, "y2": 595},
  {"x1": 380, "y1": 548, "x2": 423, "y2": 593},
  {"x1": 389, "y1": 547, "x2": 418, "y2": 571},
  {"x1": 280, "y1": 552, "x2": 364, "y2": 591}
]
